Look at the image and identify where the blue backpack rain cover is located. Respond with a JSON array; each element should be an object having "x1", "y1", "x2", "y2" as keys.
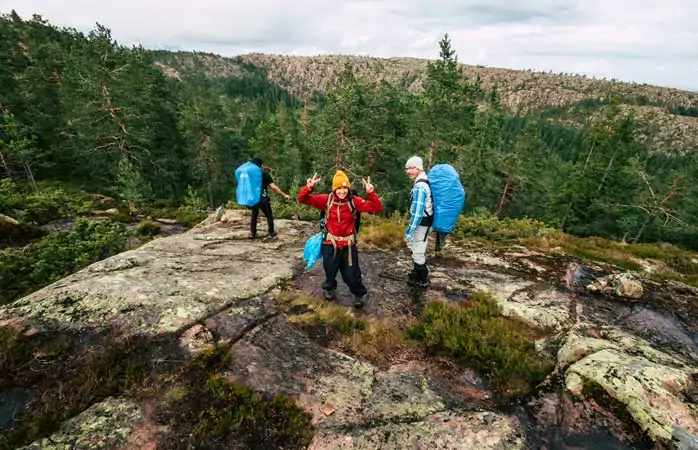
[
  {"x1": 234, "y1": 161, "x2": 262, "y2": 207},
  {"x1": 427, "y1": 164, "x2": 466, "y2": 233},
  {"x1": 302, "y1": 232, "x2": 324, "y2": 270}
]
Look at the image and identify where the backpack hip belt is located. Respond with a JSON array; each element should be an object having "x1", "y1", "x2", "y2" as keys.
[{"x1": 325, "y1": 231, "x2": 357, "y2": 266}]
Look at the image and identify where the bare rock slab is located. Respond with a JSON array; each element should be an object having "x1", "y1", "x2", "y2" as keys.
[
  {"x1": 0, "y1": 218, "x2": 312, "y2": 337},
  {"x1": 309, "y1": 411, "x2": 525, "y2": 450},
  {"x1": 223, "y1": 316, "x2": 526, "y2": 448},
  {"x1": 559, "y1": 327, "x2": 698, "y2": 445}
]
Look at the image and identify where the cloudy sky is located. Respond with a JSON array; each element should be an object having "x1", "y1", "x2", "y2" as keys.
[{"x1": 4, "y1": 0, "x2": 698, "y2": 91}]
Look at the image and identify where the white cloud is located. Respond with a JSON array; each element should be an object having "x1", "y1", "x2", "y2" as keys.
[{"x1": 3, "y1": 0, "x2": 698, "y2": 91}]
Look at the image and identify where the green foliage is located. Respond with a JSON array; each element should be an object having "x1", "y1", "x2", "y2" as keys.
[
  {"x1": 452, "y1": 209, "x2": 555, "y2": 243},
  {"x1": 183, "y1": 185, "x2": 208, "y2": 210},
  {"x1": 668, "y1": 105, "x2": 698, "y2": 117},
  {"x1": 116, "y1": 156, "x2": 154, "y2": 207},
  {"x1": 406, "y1": 292, "x2": 554, "y2": 397},
  {"x1": 0, "y1": 219, "x2": 129, "y2": 304},
  {"x1": 134, "y1": 220, "x2": 161, "y2": 237},
  {"x1": 2, "y1": 12, "x2": 698, "y2": 251},
  {"x1": 175, "y1": 207, "x2": 208, "y2": 228},
  {"x1": 0, "y1": 179, "x2": 92, "y2": 225}
]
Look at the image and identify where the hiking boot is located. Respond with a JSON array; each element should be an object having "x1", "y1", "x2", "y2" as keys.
[
  {"x1": 353, "y1": 294, "x2": 365, "y2": 308},
  {"x1": 407, "y1": 270, "x2": 417, "y2": 283},
  {"x1": 413, "y1": 279, "x2": 429, "y2": 288},
  {"x1": 407, "y1": 278, "x2": 429, "y2": 288},
  {"x1": 406, "y1": 263, "x2": 419, "y2": 286},
  {"x1": 409, "y1": 264, "x2": 429, "y2": 289},
  {"x1": 322, "y1": 288, "x2": 336, "y2": 301},
  {"x1": 269, "y1": 231, "x2": 278, "y2": 238}
]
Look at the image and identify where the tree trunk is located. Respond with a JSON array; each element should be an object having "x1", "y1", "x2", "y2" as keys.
[
  {"x1": 597, "y1": 150, "x2": 616, "y2": 193},
  {"x1": 497, "y1": 174, "x2": 511, "y2": 219},
  {"x1": 427, "y1": 140, "x2": 436, "y2": 170},
  {"x1": 24, "y1": 161, "x2": 38, "y2": 194},
  {"x1": 632, "y1": 216, "x2": 650, "y2": 243}
]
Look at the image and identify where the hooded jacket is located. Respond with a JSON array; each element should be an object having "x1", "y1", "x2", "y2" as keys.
[{"x1": 297, "y1": 186, "x2": 383, "y2": 248}]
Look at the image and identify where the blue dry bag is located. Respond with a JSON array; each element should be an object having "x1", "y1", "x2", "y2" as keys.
[
  {"x1": 427, "y1": 164, "x2": 466, "y2": 233},
  {"x1": 234, "y1": 161, "x2": 262, "y2": 207},
  {"x1": 302, "y1": 232, "x2": 324, "y2": 270}
]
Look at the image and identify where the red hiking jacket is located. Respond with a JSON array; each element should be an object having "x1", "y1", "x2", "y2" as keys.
[{"x1": 297, "y1": 186, "x2": 383, "y2": 248}]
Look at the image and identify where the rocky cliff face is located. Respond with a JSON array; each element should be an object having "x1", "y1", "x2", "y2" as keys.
[{"x1": 1, "y1": 209, "x2": 697, "y2": 449}]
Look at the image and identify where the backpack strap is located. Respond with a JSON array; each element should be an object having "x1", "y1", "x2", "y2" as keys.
[
  {"x1": 321, "y1": 195, "x2": 333, "y2": 237},
  {"x1": 410, "y1": 179, "x2": 433, "y2": 218},
  {"x1": 323, "y1": 194, "x2": 359, "y2": 241},
  {"x1": 410, "y1": 179, "x2": 434, "y2": 237},
  {"x1": 349, "y1": 196, "x2": 358, "y2": 241}
]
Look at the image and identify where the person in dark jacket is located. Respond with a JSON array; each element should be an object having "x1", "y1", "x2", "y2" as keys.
[
  {"x1": 297, "y1": 170, "x2": 382, "y2": 308},
  {"x1": 250, "y1": 157, "x2": 291, "y2": 239}
]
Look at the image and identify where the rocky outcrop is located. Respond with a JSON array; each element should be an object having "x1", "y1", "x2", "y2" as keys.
[
  {"x1": 0, "y1": 210, "x2": 308, "y2": 337},
  {"x1": 1, "y1": 208, "x2": 697, "y2": 449}
]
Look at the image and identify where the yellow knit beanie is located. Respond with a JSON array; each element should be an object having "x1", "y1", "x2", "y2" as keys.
[{"x1": 332, "y1": 170, "x2": 351, "y2": 191}]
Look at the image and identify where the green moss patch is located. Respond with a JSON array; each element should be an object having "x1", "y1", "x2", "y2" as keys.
[
  {"x1": 406, "y1": 292, "x2": 554, "y2": 399},
  {"x1": 154, "y1": 344, "x2": 314, "y2": 449}
]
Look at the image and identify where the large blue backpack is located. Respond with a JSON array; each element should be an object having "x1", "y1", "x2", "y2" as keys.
[
  {"x1": 416, "y1": 164, "x2": 466, "y2": 233},
  {"x1": 234, "y1": 161, "x2": 263, "y2": 207}
]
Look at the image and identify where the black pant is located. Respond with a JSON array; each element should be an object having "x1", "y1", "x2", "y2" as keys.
[
  {"x1": 250, "y1": 196, "x2": 274, "y2": 237},
  {"x1": 321, "y1": 244, "x2": 367, "y2": 297}
]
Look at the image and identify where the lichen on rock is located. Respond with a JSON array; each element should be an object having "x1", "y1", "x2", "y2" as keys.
[
  {"x1": 455, "y1": 269, "x2": 572, "y2": 331},
  {"x1": 561, "y1": 335, "x2": 698, "y2": 444},
  {"x1": 17, "y1": 397, "x2": 144, "y2": 450},
  {"x1": 309, "y1": 411, "x2": 525, "y2": 450},
  {"x1": 0, "y1": 218, "x2": 314, "y2": 337}
]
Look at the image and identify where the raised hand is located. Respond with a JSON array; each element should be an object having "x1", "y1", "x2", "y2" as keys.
[
  {"x1": 306, "y1": 173, "x2": 322, "y2": 189},
  {"x1": 362, "y1": 176, "x2": 374, "y2": 194}
]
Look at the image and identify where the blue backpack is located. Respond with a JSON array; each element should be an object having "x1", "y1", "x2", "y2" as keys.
[
  {"x1": 234, "y1": 161, "x2": 263, "y2": 207},
  {"x1": 416, "y1": 164, "x2": 466, "y2": 233}
]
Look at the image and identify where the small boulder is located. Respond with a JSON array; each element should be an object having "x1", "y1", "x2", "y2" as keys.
[{"x1": 587, "y1": 273, "x2": 643, "y2": 299}]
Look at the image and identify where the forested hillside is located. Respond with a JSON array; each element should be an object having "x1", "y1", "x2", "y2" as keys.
[
  {"x1": 1, "y1": 11, "x2": 698, "y2": 252},
  {"x1": 157, "y1": 51, "x2": 698, "y2": 156}
]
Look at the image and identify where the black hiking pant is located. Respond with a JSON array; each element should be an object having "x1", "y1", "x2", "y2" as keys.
[
  {"x1": 321, "y1": 244, "x2": 367, "y2": 297},
  {"x1": 250, "y1": 196, "x2": 274, "y2": 237}
]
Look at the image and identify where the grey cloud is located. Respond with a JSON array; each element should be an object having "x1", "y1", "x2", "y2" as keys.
[
  {"x1": 524, "y1": 50, "x2": 659, "y2": 61},
  {"x1": 521, "y1": 41, "x2": 698, "y2": 62},
  {"x1": 464, "y1": 4, "x2": 581, "y2": 24},
  {"x1": 392, "y1": 1, "x2": 585, "y2": 26}
]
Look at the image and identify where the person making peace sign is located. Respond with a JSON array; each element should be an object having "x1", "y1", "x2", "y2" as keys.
[{"x1": 297, "y1": 170, "x2": 383, "y2": 308}]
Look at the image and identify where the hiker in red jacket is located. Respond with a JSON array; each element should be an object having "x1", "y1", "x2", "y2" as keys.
[{"x1": 297, "y1": 170, "x2": 383, "y2": 308}]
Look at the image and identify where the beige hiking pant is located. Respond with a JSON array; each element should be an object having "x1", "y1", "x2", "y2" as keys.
[{"x1": 409, "y1": 225, "x2": 430, "y2": 265}]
